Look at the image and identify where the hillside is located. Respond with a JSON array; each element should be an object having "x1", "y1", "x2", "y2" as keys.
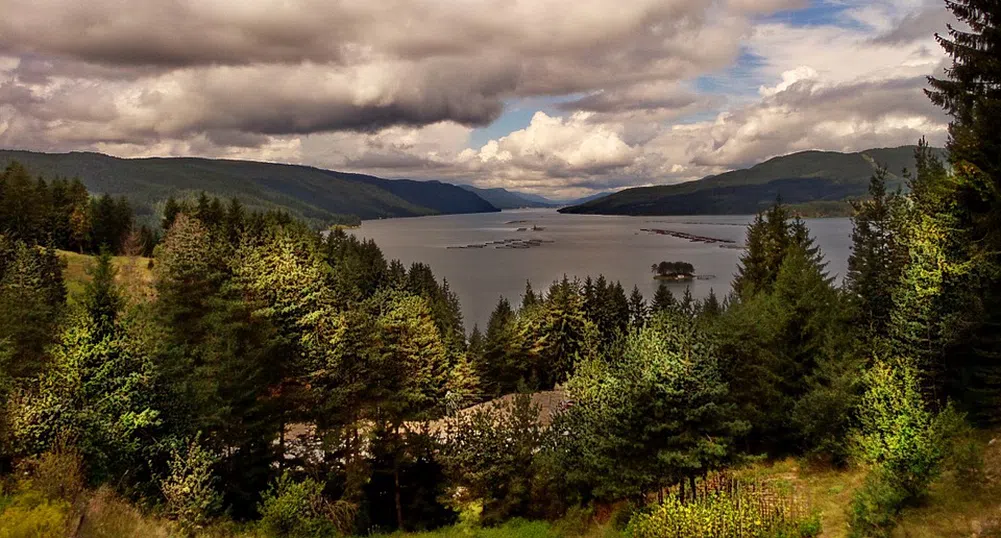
[
  {"x1": 560, "y1": 146, "x2": 947, "y2": 216},
  {"x1": 0, "y1": 150, "x2": 498, "y2": 226},
  {"x1": 459, "y1": 185, "x2": 557, "y2": 209}
]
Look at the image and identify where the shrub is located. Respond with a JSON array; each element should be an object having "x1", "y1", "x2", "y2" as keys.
[
  {"x1": 22, "y1": 443, "x2": 84, "y2": 503},
  {"x1": 77, "y1": 487, "x2": 173, "y2": 538},
  {"x1": 0, "y1": 489, "x2": 69, "y2": 538},
  {"x1": 160, "y1": 436, "x2": 222, "y2": 530},
  {"x1": 257, "y1": 473, "x2": 339, "y2": 538},
  {"x1": 552, "y1": 505, "x2": 593, "y2": 537},
  {"x1": 846, "y1": 469, "x2": 907, "y2": 538},
  {"x1": 848, "y1": 358, "x2": 948, "y2": 537}
]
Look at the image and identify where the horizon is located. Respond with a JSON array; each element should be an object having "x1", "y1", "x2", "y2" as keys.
[{"x1": 0, "y1": 0, "x2": 955, "y2": 199}]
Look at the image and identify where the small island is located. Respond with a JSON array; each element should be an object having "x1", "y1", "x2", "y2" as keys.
[{"x1": 651, "y1": 261, "x2": 695, "y2": 281}]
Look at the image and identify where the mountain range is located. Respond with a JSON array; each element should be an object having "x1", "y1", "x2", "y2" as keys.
[
  {"x1": 458, "y1": 185, "x2": 558, "y2": 209},
  {"x1": 560, "y1": 146, "x2": 947, "y2": 217},
  {"x1": 0, "y1": 150, "x2": 498, "y2": 226},
  {"x1": 2, "y1": 146, "x2": 948, "y2": 226}
]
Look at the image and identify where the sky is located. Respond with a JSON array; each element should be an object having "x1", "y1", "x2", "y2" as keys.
[{"x1": 0, "y1": 0, "x2": 956, "y2": 199}]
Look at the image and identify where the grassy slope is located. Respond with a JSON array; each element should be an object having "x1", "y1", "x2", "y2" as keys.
[{"x1": 60, "y1": 250, "x2": 154, "y2": 300}]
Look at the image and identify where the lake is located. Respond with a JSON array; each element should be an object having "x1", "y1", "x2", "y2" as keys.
[{"x1": 351, "y1": 209, "x2": 853, "y2": 330}]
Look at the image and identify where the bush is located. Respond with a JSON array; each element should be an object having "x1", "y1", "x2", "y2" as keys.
[
  {"x1": 160, "y1": 436, "x2": 222, "y2": 530},
  {"x1": 257, "y1": 473, "x2": 340, "y2": 538},
  {"x1": 846, "y1": 469, "x2": 907, "y2": 538},
  {"x1": 0, "y1": 489, "x2": 69, "y2": 538},
  {"x1": 21, "y1": 443, "x2": 84, "y2": 503},
  {"x1": 551, "y1": 505, "x2": 593, "y2": 537}
]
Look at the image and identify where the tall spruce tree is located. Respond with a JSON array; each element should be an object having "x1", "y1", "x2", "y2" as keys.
[
  {"x1": 912, "y1": 0, "x2": 1001, "y2": 420},
  {"x1": 846, "y1": 166, "x2": 907, "y2": 337}
]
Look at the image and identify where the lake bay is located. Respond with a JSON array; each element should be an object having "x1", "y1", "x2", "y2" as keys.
[{"x1": 351, "y1": 209, "x2": 853, "y2": 330}]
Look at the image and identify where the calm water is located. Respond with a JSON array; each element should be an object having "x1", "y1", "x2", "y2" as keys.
[{"x1": 351, "y1": 209, "x2": 853, "y2": 330}]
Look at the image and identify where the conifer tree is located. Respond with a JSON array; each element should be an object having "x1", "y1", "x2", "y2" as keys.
[
  {"x1": 924, "y1": 0, "x2": 1001, "y2": 422},
  {"x1": 651, "y1": 283, "x2": 675, "y2": 313},
  {"x1": 926, "y1": 0, "x2": 1001, "y2": 184},
  {"x1": 846, "y1": 166, "x2": 907, "y2": 336},
  {"x1": 627, "y1": 285, "x2": 648, "y2": 327},
  {"x1": 521, "y1": 280, "x2": 539, "y2": 310}
]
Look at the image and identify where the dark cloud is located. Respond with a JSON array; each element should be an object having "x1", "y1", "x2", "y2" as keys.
[{"x1": 870, "y1": 6, "x2": 955, "y2": 45}]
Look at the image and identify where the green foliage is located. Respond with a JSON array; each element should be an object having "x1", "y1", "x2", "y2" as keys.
[
  {"x1": 557, "y1": 311, "x2": 745, "y2": 501},
  {"x1": 160, "y1": 436, "x2": 222, "y2": 530},
  {"x1": 846, "y1": 166, "x2": 907, "y2": 337},
  {"x1": 846, "y1": 468, "x2": 908, "y2": 538},
  {"x1": 0, "y1": 162, "x2": 137, "y2": 255},
  {"x1": 9, "y1": 300, "x2": 165, "y2": 485},
  {"x1": 440, "y1": 394, "x2": 545, "y2": 525},
  {"x1": 626, "y1": 487, "x2": 817, "y2": 538},
  {"x1": 847, "y1": 357, "x2": 950, "y2": 537},
  {"x1": 0, "y1": 489, "x2": 69, "y2": 538},
  {"x1": 256, "y1": 473, "x2": 339, "y2": 538},
  {"x1": 721, "y1": 220, "x2": 850, "y2": 457},
  {"x1": 853, "y1": 358, "x2": 943, "y2": 497},
  {"x1": 0, "y1": 236, "x2": 66, "y2": 390},
  {"x1": 652, "y1": 261, "x2": 695, "y2": 277}
]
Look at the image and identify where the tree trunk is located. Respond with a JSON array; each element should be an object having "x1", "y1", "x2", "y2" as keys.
[
  {"x1": 278, "y1": 419, "x2": 286, "y2": 471},
  {"x1": 394, "y1": 466, "x2": 404, "y2": 530},
  {"x1": 689, "y1": 476, "x2": 697, "y2": 502},
  {"x1": 394, "y1": 424, "x2": 404, "y2": 531},
  {"x1": 679, "y1": 479, "x2": 685, "y2": 504}
]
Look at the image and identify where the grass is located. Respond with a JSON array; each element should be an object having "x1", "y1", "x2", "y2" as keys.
[
  {"x1": 59, "y1": 250, "x2": 154, "y2": 302},
  {"x1": 733, "y1": 431, "x2": 1001, "y2": 538},
  {"x1": 370, "y1": 519, "x2": 561, "y2": 538}
]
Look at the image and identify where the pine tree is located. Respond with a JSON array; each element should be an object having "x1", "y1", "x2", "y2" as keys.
[
  {"x1": 651, "y1": 283, "x2": 675, "y2": 313},
  {"x1": 162, "y1": 196, "x2": 182, "y2": 232},
  {"x1": 846, "y1": 166, "x2": 907, "y2": 336},
  {"x1": 912, "y1": 0, "x2": 1001, "y2": 420},
  {"x1": 83, "y1": 248, "x2": 123, "y2": 338},
  {"x1": 926, "y1": 0, "x2": 1001, "y2": 184},
  {"x1": 627, "y1": 285, "x2": 648, "y2": 327},
  {"x1": 521, "y1": 280, "x2": 539, "y2": 310},
  {"x1": 557, "y1": 311, "x2": 745, "y2": 501}
]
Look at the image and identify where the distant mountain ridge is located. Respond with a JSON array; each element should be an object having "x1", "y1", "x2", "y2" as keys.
[
  {"x1": 458, "y1": 185, "x2": 557, "y2": 209},
  {"x1": 560, "y1": 146, "x2": 947, "y2": 217},
  {"x1": 0, "y1": 150, "x2": 499, "y2": 225}
]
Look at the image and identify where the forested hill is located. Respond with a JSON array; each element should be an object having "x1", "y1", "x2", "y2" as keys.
[
  {"x1": 560, "y1": 145, "x2": 948, "y2": 216},
  {"x1": 0, "y1": 150, "x2": 499, "y2": 226}
]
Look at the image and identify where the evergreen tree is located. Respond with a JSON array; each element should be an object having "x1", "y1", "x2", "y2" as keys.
[
  {"x1": 162, "y1": 196, "x2": 182, "y2": 232},
  {"x1": 651, "y1": 283, "x2": 675, "y2": 313},
  {"x1": 11, "y1": 278, "x2": 165, "y2": 485},
  {"x1": 0, "y1": 237, "x2": 66, "y2": 388},
  {"x1": 924, "y1": 0, "x2": 1001, "y2": 423},
  {"x1": 557, "y1": 311, "x2": 745, "y2": 501},
  {"x1": 926, "y1": 0, "x2": 1001, "y2": 184},
  {"x1": 734, "y1": 201, "x2": 802, "y2": 299},
  {"x1": 846, "y1": 166, "x2": 907, "y2": 336},
  {"x1": 82, "y1": 248, "x2": 123, "y2": 338},
  {"x1": 627, "y1": 285, "x2": 648, "y2": 327},
  {"x1": 521, "y1": 280, "x2": 539, "y2": 310}
]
